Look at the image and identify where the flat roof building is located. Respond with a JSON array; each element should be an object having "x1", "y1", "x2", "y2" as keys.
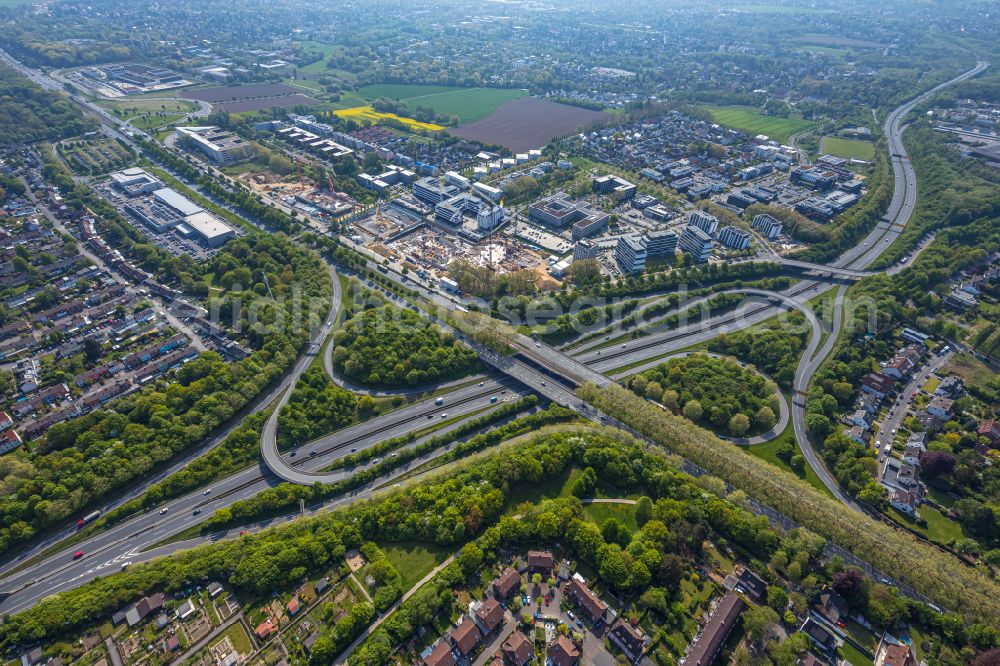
[
  {"x1": 183, "y1": 211, "x2": 235, "y2": 248},
  {"x1": 110, "y1": 168, "x2": 162, "y2": 197},
  {"x1": 688, "y1": 210, "x2": 719, "y2": 235},
  {"x1": 592, "y1": 174, "x2": 636, "y2": 200},
  {"x1": 680, "y1": 225, "x2": 714, "y2": 263},
  {"x1": 153, "y1": 188, "x2": 202, "y2": 217},
  {"x1": 645, "y1": 229, "x2": 678, "y2": 258},
  {"x1": 751, "y1": 213, "x2": 783, "y2": 239},
  {"x1": 616, "y1": 235, "x2": 647, "y2": 275},
  {"x1": 175, "y1": 126, "x2": 251, "y2": 165},
  {"x1": 718, "y1": 226, "x2": 751, "y2": 250}
]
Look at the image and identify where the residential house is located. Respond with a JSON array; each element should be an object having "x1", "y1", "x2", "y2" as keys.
[
  {"x1": 207, "y1": 582, "x2": 223, "y2": 598},
  {"x1": 861, "y1": 373, "x2": 895, "y2": 399},
  {"x1": 164, "y1": 636, "x2": 180, "y2": 653},
  {"x1": 422, "y1": 640, "x2": 456, "y2": 666},
  {"x1": 926, "y1": 396, "x2": 954, "y2": 421},
  {"x1": 608, "y1": 621, "x2": 647, "y2": 663},
  {"x1": 902, "y1": 446, "x2": 922, "y2": 467},
  {"x1": 857, "y1": 393, "x2": 881, "y2": 416},
  {"x1": 935, "y1": 376, "x2": 964, "y2": 399},
  {"x1": 255, "y1": 621, "x2": 274, "y2": 639},
  {"x1": 848, "y1": 409, "x2": 873, "y2": 429},
  {"x1": 303, "y1": 632, "x2": 320, "y2": 656},
  {"x1": 733, "y1": 567, "x2": 768, "y2": 605},
  {"x1": 127, "y1": 593, "x2": 166, "y2": 627},
  {"x1": 474, "y1": 598, "x2": 505, "y2": 636},
  {"x1": 801, "y1": 618, "x2": 840, "y2": 653},
  {"x1": 502, "y1": 631, "x2": 533, "y2": 666},
  {"x1": 977, "y1": 419, "x2": 1000, "y2": 445},
  {"x1": 874, "y1": 641, "x2": 917, "y2": 666},
  {"x1": 915, "y1": 410, "x2": 943, "y2": 432},
  {"x1": 450, "y1": 618, "x2": 482, "y2": 657},
  {"x1": 493, "y1": 567, "x2": 521, "y2": 600},
  {"x1": 883, "y1": 355, "x2": 914, "y2": 380},
  {"x1": 20, "y1": 648, "x2": 42, "y2": 666},
  {"x1": 564, "y1": 578, "x2": 608, "y2": 624},
  {"x1": 907, "y1": 432, "x2": 928, "y2": 450},
  {"x1": 176, "y1": 599, "x2": 196, "y2": 620},
  {"x1": 685, "y1": 591, "x2": 746, "y2": 666},
  {"x1": 813, "y1": 589, "x2": 849, "y2": 624},
  {"x1": 548, "y1": 635, "x2": 580, "y2": 666},
  {"x1": 527, "y1": 550, "x2": 554, "y2": 575},
  {"x1": 0, "y1": 429, "x2": 22, "y2": 455},
  {"x1": 888, "y1": 489, "x2": 920, "y2": 517},
  {"x1": 846, "y1": 426, "x2": 869, "y2": 447},
  {"x1": 286, "y1": 597, "x2": 300, "y2": 616}
]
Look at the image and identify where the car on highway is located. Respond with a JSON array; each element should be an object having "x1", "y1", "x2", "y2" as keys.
[
  {"x1": 440, "y1": 413, "x2": 448, "y2": 418},
  {"x1": 159, "y1": 507, "x2": 168, "y2": 514},
  {"x1": 203, "y1": 489, "x2": 211, "y2": 495},
  {"x1": 121, "y1": 561, "x2": 131, "y2": 570},
  {"x1": 193, "y1": 509, "x2": 201, "y2": 515},
  {"x1": 73, "y1": 550, "x2": 84, "y2": 559},
  {"x1": 350, "y1": 448, "x2": 357, "y2": 453}
]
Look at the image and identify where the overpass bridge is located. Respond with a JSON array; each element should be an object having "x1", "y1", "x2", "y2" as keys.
[{"x1": 759, "y1": 256, "x2": 876, "y2": 281}]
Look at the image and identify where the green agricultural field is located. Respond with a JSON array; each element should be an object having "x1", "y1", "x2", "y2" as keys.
[
  {"x1": 821, "y1": 135, "x2": 875, "y2": 160},
  {"x1": 354, "y1": 84, "x2": 529, "y2": 123},
  {"x1": 703, "y1": 105, "x2": 816, "y2": 144}
]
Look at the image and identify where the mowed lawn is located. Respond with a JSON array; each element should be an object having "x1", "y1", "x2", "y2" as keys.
[
  {"x1": 821, "y1": 135, "x2": 875, "y2": 160},
  {"x1": 356, "y1": 84, "x2": 529, "y2": 123},
  {"x1": 703, "y1": 105, "x2": 816, "y2": 144}
]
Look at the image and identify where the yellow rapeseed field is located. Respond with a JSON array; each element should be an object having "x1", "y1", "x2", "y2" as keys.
[{"x1": 334, "y1": 106, "x2": 444, "y2": 131}]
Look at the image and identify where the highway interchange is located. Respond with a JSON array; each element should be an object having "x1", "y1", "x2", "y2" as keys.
[{"x1": 0, "y1": 55, "x2": 989, "y2": 617}]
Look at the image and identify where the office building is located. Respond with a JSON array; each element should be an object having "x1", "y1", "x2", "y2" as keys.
[
  {"x1": 572, "y1": 214, "x2": 608, "y2": 241},
  {"x1": 688, "y1": 210, "x2": 719, "y2": 235},
  {"x1": 528, "y1": 193, "x2": 609, "y2": 238},
  {"x1": 435, "y1": 199, "x2": 464, "y2": 225},
  {"x1": 718, "y1": 226, "x2": 751, "y2": 250},
  {"x1": 592, "y1": 174, "x2": 636, "y2": 200},
  {"x1": 751, "y1": 213, "x2": 783, "y2": 239},
  {"x1": 412, "y1": 177, "x2": 460, "y2": 205},
  {"x1": 174, "y1": 126, "x2": 251, "y2": 165},
  {"x1": 679, "y1": 225, "x2": 714, "y2": 262},
  {"x1": 574, "y1": 239, "x2": 602, "y2": 261},
  {"x1": 616, "y1": 235, "x2": 647, "y2": 274},
  {"x1": 444, "y1": 171, "x2": 471, "y2": 190},
  {"x1": 727, "y1": 191, "x2": 755, "y2": 209},
  {"x1": 110, "y1": 168, "x2": 162, "y2": 197},
  {"x1": 644, "y1": 229, "x2": 678, "y2": 257},
  {"x1": 476, "y1": 205, "x2": 505, "y2": 231},
  {"x1": 473, "y1": 182, "x2": 502, "y2": 202}
]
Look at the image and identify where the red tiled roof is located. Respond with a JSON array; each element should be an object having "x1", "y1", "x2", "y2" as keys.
[
  {"x1": 527, "y1": 551, "x2": 553, "y2": 570},
  {"x1": 451, "y1": 618, "x2": 482, "y2": 656},
  {"x1": 476, "y1": 598, "x2": 505, "y2": 632},
  {"x1": 564, "y1": 578, "x2": 607, "y2": 622},
  {"x1": 502, "y1": 631, "x2": 532, "y2": 666},
  {"x1": 494, "y1": 567, "x2": 521, "y2": 598},
  {"x1": 424, "y1": 641, "x2": 456, "y2": 666},
  {"x1": 548, "y1": 635, "x2": 579, "y2": 666}
]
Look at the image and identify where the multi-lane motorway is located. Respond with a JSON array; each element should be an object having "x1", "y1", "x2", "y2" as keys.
[{"x1": 0, "y1": 55, "x2": 988, "y2": 615}]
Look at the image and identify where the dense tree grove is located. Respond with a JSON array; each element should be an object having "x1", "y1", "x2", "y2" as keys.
[
  {"x1": 709, "y1": 324, "x2": 807, "y2": 388},
  {"x1": 331, "y1": 305, "x2": 479, "y2": 386},
  {"x1": 578, "y1": 382, "x2": 1000, "y2": 623},
  {"x1": 0, "y1": 65, "x2": 93, "y2": 143},
  {"x1": 277, "y1": 367, "x2": 359, "y2": 448},
  {"x1": 627, "y1": 354, "x2": 779, "y2": 436}
]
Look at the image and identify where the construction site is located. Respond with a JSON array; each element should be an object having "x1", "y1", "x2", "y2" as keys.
[{"x1": 237, "y1": 169, "x2": 359, "y2": 222}]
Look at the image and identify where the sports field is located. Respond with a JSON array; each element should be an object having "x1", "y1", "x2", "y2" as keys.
[
  {"x1": 334, "y1": 106, "x2": 444, "y2": 131},
  {"x1": 703, "y1": 105, "x2": 816, "y2": 144},
  {"x1": 820, "y1": 135, "x2": 875, "y2": 160},
  {"x1": 355, "y1": 84, "x2": 528, "y2": 123}
]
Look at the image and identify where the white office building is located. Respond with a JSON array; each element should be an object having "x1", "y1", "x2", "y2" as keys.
[
  {"x1": 718, "y1": 226, "x2": 751, "y2": 250},
  {"x1": 751, "y1": 213, "x2": 783, "y2": 239},
  {"x1": 688, "y1": 210, "x2": 719, "y2": 235},
  {"x1": 616, "y1": 235, "x2": 647, "y2": 274},
  {"x1": 679, "y1": 225, "x2": 714, "y2": 262}
]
